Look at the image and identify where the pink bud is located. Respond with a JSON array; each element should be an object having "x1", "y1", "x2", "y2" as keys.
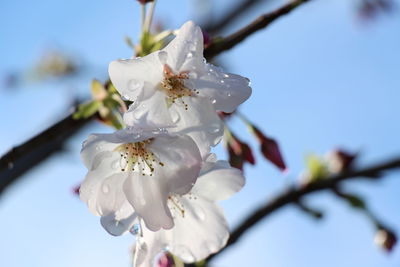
[
  {"x1": 250, "y1": 125, "x2": 286, "y2": 171},
  {"x1": 157, "y1": 253, "x2": 174, "y2": 267},
  {"x1": 72, "y1": 184, "x2": 80, "y2": 196},
  {"x1": 202, "y1": 30, "x2": 211, "y2": 47},
  {"x1": 137, "y1": 0, "x2": 154, "y2": 4},
  {"x1": 375, "y1": 228, "x2": 397, "y2": 252},
  {"x1": 228, "y1": 144, "x2": 244, "y2": 170},
  {"x1": 328, "y1": 149, "x2": 357, "y2": 173}
]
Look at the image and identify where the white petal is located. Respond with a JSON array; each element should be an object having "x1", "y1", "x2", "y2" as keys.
[
  {"x1": 108, "y1": 53, "x2": 162, "y2": 102},
  {"x1": 149, "y1": 134, "x2": 202, "y2": 195},
  {"x1": 162, "y1": 21, "x2": 205, "y2": 73},
  {"x1": 169, "y1": 97, "x2": 223, "y2": 158},
  {"x1": 192, "y1": 160, "x2": 245, "y2": 201},
  {"x1": 123, "y1": 172, "x2": 174, "y2": 231},
  {"x1": 140, "y1": 196, "x2": 229, "y2": 263},
  {"x1": 123, "y1": 90, "x2": 174, "y2": 128},
  {"x1": 80, "y1": 159, "x2": 129, "y2": 217},
  {"x1": 193, "y1": 64, "x2": 252, "y2": 113},
  {"x1": 133, "y1": 232, "x2": 164, "y2": 267},
  {"x1": 81, "y1": 134, "x2": 120, "y2": 170},
  {"x1": 100, "y1": 204, "x2": 137, "y2": 236}
]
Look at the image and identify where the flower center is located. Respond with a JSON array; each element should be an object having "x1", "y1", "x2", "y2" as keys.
[
  {"x1": 160, "y1": 64, "x2": 199, "y2": 110},
  {"x1": 115, "y1": 139, "x2": 164, "y2": 176}
]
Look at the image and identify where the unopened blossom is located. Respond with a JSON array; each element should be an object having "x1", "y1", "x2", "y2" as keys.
[
  {"x1": 109, "y1": 21, "x2": 252, "y2": 157},
  {"x1": 131, "y1": 155, "x2": 245, "y2": 267},
  {"x1": 79, "y1": 127, "x2": 202, "y2": 231}
]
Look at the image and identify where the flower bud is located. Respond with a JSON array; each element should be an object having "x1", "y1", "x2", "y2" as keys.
[
  {"x1": 202, "y1": 30, "x2": 211, "y2": 47},
  {"x1": 227, "y1": 133, "x2": 255, "y2": 170},
  {"x1": 157, "y1": 253, "x2": 174, "y2": 267},
  {"x1": 249, "y1": 125, "x2": 286, "y2": 171},
  {"x1": 137, "y1": 0, "x2": 154, "y2": 4},
  {"x1": 327, "y1": 149, "x2": 356, "y2": 173},
  {"x1": 374, "y1": 228, "x2": 397, "y2": 252}
]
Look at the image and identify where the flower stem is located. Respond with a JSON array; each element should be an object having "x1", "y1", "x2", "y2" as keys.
[
  {"x1": 144, "y1": 0, "x2": 157, "y2": 33},
  {"x1": 141, "y1": 3, "x2": 146, "y2": 34}
]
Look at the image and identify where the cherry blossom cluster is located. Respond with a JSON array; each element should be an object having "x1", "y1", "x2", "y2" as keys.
[{"x1": 79, "y1": 21, "x2": 252, "y2": 266}]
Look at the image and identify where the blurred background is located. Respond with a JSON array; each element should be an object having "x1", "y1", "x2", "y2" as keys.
[{"x1": 1, "y1": 0, "x2": 400, "y2": 266}]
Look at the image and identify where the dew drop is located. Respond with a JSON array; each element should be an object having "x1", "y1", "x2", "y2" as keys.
[
  {"x1": 111, "y1": 160, "x2": 120, "y2": 170},
  {"x1": 187, "y1": 52, "x2": 193, "y2": 58},
  {"x1": 128, "y1": 79, "x2": 144, "y2": 92},
  {"x1": 226, "y1": 92, "x2": 232, "y2": 97},
  {"x1": 129, "y1": 223, "x2": 141, "y2": 235},
  {"x1": 102, "y1": 184, "x2": 110, "y2": 194},
  {"x1": 175, "y1": 245, "x2": 195, "y2": 262},
  {"x1": 122, "y1": 94, "x2": 130, "y2": 101},
  {"x1": 192, "y1": 205, "x2": 206, "y2": 221},
  {"x1": 211, "y1": 99, "x2": 217, "y2": 104},
  {"x1": 158, "y1": 51, "x2": 168, "y2": 64},
  {"x1": 208, "y1": 125, "x2": 221, "y2": 134},
  {"x1": 223, "y1": 74, "x2": 230, "y2": 78},
  {"x1": 220, "y1": 79, "x2": 225, "y2": 84}
]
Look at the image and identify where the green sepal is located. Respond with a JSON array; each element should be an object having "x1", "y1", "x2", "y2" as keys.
[{"x1": 73, "y1": 101, "x2": 100, "y2": 119}]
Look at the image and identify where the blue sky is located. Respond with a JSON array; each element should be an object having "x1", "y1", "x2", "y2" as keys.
[{"x1": 1, "y1": 0, "x2": 400, "y2": 266}]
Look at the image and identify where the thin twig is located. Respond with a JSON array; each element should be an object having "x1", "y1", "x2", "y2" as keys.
[
  {"x1": 203, "y1": 0, "x2": 267, "y2": 35},
  {"x1": 204, "y1": 0, "x2": 310, "y2": 59},
  {"x1": 206, "y1": 157, "x2": 400, "y2": 261}
]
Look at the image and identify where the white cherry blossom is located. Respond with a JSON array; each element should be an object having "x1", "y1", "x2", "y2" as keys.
[
  {"x1": 109, "y1": 21, "x2": 252, "y2": 157},
  {"x1": 131, "y1": 155, "x2": 246, "y2": 267},
  {"x1": 79, "y1": 128, "x2": 202, "y2": 231}
]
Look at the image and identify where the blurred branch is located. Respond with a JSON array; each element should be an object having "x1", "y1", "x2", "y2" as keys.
[
  {"x1": 204, "y1": 0, "x2": 310, "y2": 59},
  {"x1": 207, "y1": 156, "x2": 400, "y2": 261},
  {"x1": 203, "y1": 0, "x2": 267, "y2": 34},
  {"x1": 0, "y1": 0, "x2": 311, "y2": 195},
  {"x1": 0, "y1": 111, "x2": 90, "y2": 195}
]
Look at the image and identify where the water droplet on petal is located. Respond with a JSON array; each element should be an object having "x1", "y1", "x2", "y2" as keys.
[
  {"x1": 129, "y1": 223, "x2": 141, "y2": 236},
  {"x1": 128, "y1": 79, "x2": 144, "y2": 93},
  {"x1": 207, "y1": 243, "x2": 219, "y2": 253},
  {"x1": 102, "y1": 184, "x2": 110, "y2": 194},
  {"x1": 158, "y1": 51, "x2": 168, "y2": 64},
  {"x1": 245, "y1": 77, "x2": 251, "y2": 86},
  {"x1": 224, "y1": 74, "x2": 230, "y2": 78},
  {"x1": 208, "y1": 125, "x2": 221, "y2": 134},
  {"x1": 191, "y1": 204, "x2": 206, "y2": 221},
  {"x1": 220, "y1": 79, "x2": 225, "y2": 84},
  {"x1": 226, "y1": 92, "x2": 232, "y2": 97},
  {"x1": 211, "y1": 99, "x2": 217, "y2": 104},
  {"x1": 175, "y1": 245, "x2": 195, "y2": 262},
  {"x1": 111, "y1": 160, "x2": 120, "y2": 170},
  {"x1": 187, "y1": 52, "x2": 193, "y2": 58}
]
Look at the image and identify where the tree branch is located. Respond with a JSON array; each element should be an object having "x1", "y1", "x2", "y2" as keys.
[
  {"x1": 204, "y1": 0, "x2": 310, "y2": 59},
  {"x1": 0, "y1": 113, "x2": 90, "y2": 195},
  {"x1": 0, "y1": 0, "x2": 311, "y2": 195},
  {"x1": 203, "y1": 0, "x2": 267, "y2": 35},
  {"x1": 206, "y1": 156, "x2": 400, "y2": 261}
]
